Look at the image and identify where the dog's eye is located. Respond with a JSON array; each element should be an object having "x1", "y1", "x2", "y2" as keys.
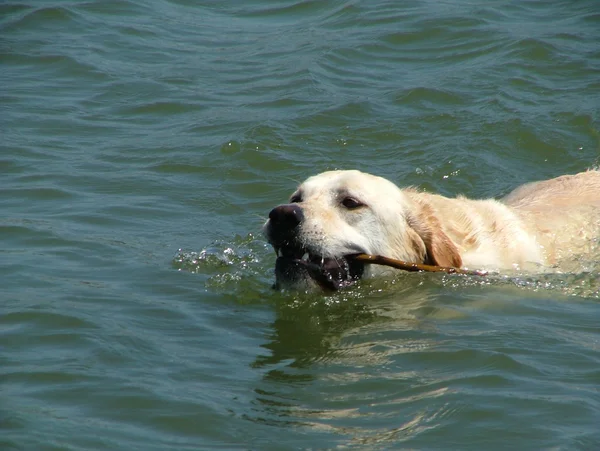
[
  {"x1": 290, "y1": 194, "x2": 302, "y2": 203},
  {"x1": 341, "y1": 197, "x2": 364, "y2": 209}
]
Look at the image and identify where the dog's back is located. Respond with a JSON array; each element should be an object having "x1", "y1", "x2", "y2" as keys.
[
  {"x1": 503, "y1": 170, "x2": 600, "y2": 266},
  {"x1": 503, "y1": 170, "x2": 600, "y2": 208}
]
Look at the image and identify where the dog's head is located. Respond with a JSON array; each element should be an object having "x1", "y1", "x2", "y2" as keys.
[{"x1": 263, "y1": 170, "x2": 461, "y2": 290}]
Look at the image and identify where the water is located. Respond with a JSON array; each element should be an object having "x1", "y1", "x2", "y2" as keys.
[{"x1": 2, "y1": 1, "x2": 600, "y2": 449}]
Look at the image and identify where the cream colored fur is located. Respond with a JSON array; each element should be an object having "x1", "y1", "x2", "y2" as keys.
[{"x1": 285, "y1": 169, "x2": 600, "y2": 275}]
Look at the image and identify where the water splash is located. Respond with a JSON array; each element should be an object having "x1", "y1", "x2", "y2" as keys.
[
  {"x1": 173, "y1": 233, "x2": 599, "y2": 300},
  {"x1": 172, "y1": 233, "x2": 274, "y2": 297}
]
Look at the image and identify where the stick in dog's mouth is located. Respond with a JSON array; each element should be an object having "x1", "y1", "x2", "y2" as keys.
[
  {"x1": 271, "y1": 250, "x2": 487, "y2": 292},
  {"x1": 348, "y1": 254, "x2": 488, "y2": 277}
]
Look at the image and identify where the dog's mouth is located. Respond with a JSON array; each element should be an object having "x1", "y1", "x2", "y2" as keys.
[{"x1": 273, "y1": 244, "x2": 364, "y2": 291}]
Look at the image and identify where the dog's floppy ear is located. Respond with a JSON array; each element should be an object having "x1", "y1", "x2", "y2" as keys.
[{"x1": 407, "y1": 202, "x2": 462, "y2": 268}]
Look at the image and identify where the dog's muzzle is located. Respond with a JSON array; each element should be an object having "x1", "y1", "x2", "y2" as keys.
[{"x1": 265, "y1": 204, "x2": 364, "y2": 290}]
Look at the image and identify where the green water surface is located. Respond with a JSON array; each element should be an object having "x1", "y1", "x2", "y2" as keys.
[{"x1": 2, "y1": 1, "x2": 600, "y2": 449}]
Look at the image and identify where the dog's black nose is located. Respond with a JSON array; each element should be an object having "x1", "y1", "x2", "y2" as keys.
[{"x1": 268, "y1": 203, "x2": 304, "y2": 228}]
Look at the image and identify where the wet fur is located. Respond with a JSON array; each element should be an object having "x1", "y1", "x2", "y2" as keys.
[{"x1": 270, "y1": 169, "x2": 600, "y2": 283}]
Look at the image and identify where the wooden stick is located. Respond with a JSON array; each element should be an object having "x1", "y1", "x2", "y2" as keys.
[{"x1": 350, "y1": 254, "x2": 488, "y2": 276}]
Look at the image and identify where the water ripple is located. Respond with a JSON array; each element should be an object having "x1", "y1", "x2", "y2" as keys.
[{"x1": 3, "y1": 0, "x2": 600, "y2": 449}]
